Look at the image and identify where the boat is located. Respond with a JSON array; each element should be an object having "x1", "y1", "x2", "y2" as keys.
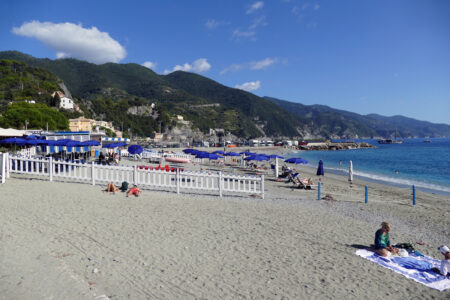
[
  {"x1": 377, "y1": 129, "x2": 403, "y2": 144},
  {"x1": 164, "y1": 157, "x2": 190, "y2": 163}
]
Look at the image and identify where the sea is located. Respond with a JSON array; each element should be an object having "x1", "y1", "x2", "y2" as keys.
[{"x1": 288, "y1": 138, "x2": 450, "y2": 196}]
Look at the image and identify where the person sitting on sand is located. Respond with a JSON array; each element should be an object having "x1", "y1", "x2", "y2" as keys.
[
  {"x1": 126, "y1": 185, "x2": 141, "y2": 197},
  {"x1": 373, "y1": 222, "x2": 399, "y2": 257},
  {"x1": 431, "y1": 245, "x2": 450, "y2": 276},
  {"x1": 105, "y1": 182, "x2": 119, "y2": 194}
]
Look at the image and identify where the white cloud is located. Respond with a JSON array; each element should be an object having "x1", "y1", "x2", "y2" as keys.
[
  {"x1": 221, "y1": 57, "x2": 277, "y2": 74},
  {"x1": 164, "y1": 58, "x2": 211, "y2": 74},
  {"x1": 250, "y1": 57, "x2": 277, "y2": 70},
  {"x1": 249, "y1": 16, "x2": 267, "y2": 30},
  {"x1": 246, "y1": 1, "x2": 264, "y2": 14},
  {"x1": 235, "y1": 80, "x2": 261, "y2": 92},
  {"x1": 231, "y1": 29, "x2": 256, "y2": 41},
  {"x1": 205, "y1": 19, "x2": 228, "y2": 30},
  {"x1": 142, "y1": 61, "x2": 157, "y2": 70},
  {"x1": 12, "y1": 21, "x2": 126, "y2": 64}
]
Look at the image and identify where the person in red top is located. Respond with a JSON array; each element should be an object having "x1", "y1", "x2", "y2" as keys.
[{"x1": 126, "y1": 185, "x2": 141, "y2": 197}]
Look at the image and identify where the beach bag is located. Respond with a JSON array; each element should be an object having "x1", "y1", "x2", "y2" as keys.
[
  {"x1": 395, "y1": 243, "x2": 415, "y2": 252},
  {"x1": 120, "y1": 181, "x2": 129, "y2": 192}
]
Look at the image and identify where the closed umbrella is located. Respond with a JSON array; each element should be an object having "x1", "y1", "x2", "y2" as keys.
[
  {"x1": 348, "y1": 160, "x2": 353, "y2": 184},
  {"x1": 316, "y1": 160, "x2": 324, "y2": 176}
]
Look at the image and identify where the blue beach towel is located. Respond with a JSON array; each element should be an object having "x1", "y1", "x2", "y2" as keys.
[{"x1": 355, "y1": 249, "x2": 450, "y2": 291}]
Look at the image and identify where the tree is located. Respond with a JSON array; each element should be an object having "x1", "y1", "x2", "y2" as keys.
[{"x1": 51, "y1": 92, "x2": 61, "y2": 107}]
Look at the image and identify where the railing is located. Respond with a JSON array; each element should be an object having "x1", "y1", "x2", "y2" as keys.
[{"x1": 6, "y1": 155, "x2": 264, "y2": 198}]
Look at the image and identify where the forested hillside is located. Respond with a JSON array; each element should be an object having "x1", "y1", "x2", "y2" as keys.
[{"x1": 1, "y1": 51, "x2": 449, "y2": 138}]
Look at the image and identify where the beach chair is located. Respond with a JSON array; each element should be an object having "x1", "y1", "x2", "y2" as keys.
[{"x1": 295, "y1": 177, "x2": 317, "y2": 190}]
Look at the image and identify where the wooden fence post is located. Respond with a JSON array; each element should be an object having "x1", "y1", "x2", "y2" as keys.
[
  {"x1": 176, "y1": 168, "x2": 180, "y2": 194},
  {"x1": 91, "y1": 161, "x2": 95, "y2": 185},
  {"x1": 6, "y1": 153, "x2": 10, "y2": 178},
  {"x1": 261, "y1": 174, "x2": 265, "y2": 199},
  {"x1": 1, "y1": 153, "x2": 5, "y2": 184},
  {"x1": 218, "y1": 171, "x2": 223, "y2": 197},
  {"x1": 49, "y1": 157, "x2": 53, "y2": 182}
]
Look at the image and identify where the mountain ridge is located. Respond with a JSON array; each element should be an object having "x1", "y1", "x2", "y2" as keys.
[{"x1": 1, "y1": 50, "x2": 449, "y2": 138}]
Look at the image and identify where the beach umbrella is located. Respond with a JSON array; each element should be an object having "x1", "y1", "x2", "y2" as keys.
[
  {"x1": 0, "y1": 137, "x2": 27, "y2": 144},
  {"x1": 212, "y1": 150, "x2": 225, "y2": 154},
  {"x1": 54, "y1": 139, "x2": 74, "y2": 146},
  {"x1": 244, "y1": 155, "x2": 270, "y2": 161},
  {"x1": 348, "y1": 160, "x2": 353, "y2": 183},
  {"x1": 189, "y1": 149, "x2": 202, "y2": 155},
  {"x1": 208, "y1": 153, "x2": 223, "y2": 160},
  {"x1": 284, "y1": 157, "x2": 308, "y2": 164},
  {"x1": 240, "y1": 151, "x2": 255, "y2": 156},
  {"x1": 25, "y1": 140, "x2": 40, "y2": 146},
  {"x1": 195, "y1": 152, "x2": 210, "y2": 159},
  {"x1": 25, "y1": 134, "x2": 39, "y2": 140},
  {"x1": 183, "y1": 148, "x2": 194, "y2": 154},
  {"x1": 224, "y1": 152, "x2": 240, "y2": 156},
  {"x1": 270, "y1": 154, "x2": 284, "y2": 159},
  {"x1": 316, "y1": 160, "x2": 324, "y2": 176},
  {"x1": 128, "y1": 145, "x2": 143, "y2": 155}
]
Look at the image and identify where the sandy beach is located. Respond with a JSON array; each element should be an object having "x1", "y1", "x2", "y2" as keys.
[{"x1": 1, "y1": 148, "x2": 449, "y2": 299}]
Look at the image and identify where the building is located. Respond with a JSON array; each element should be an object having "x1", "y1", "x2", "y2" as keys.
[
  {"x1": 52, "y1": 91, "x2": 74, "y2": 110},
  {"x1": 69, "y1": 117, "x2": 95, "y2": 132}
]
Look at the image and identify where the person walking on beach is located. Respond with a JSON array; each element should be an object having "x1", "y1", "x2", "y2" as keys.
[{"x1": 373, "y1": 222, "x2": 399, "y2": 257}]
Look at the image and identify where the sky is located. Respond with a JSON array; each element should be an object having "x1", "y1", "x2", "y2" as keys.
[{"x1": 1, "y1": 0, "x2": 449, "y2": 124}]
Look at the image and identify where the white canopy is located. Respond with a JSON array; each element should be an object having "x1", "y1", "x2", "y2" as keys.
[{"x1": 0, "y1": 128, "x2": 26, "y2": 137}]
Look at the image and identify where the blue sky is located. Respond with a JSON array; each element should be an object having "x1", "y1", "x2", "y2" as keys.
[{"x1": 1, "y1": 0, "x2": 449, "y2": 124}]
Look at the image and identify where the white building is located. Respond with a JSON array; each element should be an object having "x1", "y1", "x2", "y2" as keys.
[{"x1": 60, "y1": 96, "x2": 74, "y2": 109}]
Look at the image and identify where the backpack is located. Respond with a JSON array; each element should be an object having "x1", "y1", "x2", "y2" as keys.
[{"x1": 120, "y1": 181, "x2": 129, "y2": 192}]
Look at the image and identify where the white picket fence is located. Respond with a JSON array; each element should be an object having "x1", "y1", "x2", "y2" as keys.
[
  {"x1": 0, "y1": 153, "x2": 8, "y2": 184},
  {"x1": 5, "y1": 155, "x2": 264, "y2": 198}
]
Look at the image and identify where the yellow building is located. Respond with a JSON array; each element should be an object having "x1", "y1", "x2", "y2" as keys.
[{"x1": 69, "y1": 117, "x2": 95, "y2": 132}]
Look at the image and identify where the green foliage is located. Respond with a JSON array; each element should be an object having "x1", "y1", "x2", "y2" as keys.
[
  {"x1": 0, "y1": 59, "x2": 60, "y2": 104},
  {"x1": 0, "y1": 102, "x2": 69, "y2": 130},
  {"x1": 99, "y1": 126, "x2": 116, "y2": 137}
]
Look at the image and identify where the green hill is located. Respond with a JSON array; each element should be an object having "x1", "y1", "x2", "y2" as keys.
[
  {"x1": 266, "y1": 97, "x2": 450, "y2": 138},
  {"x1": 1, "y1": 51, "x2": 449, "y2": 138}
]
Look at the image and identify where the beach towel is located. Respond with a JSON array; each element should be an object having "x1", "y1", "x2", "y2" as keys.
[{"x1": 355, "y1": 249, "x2": 450, "y2": 291}]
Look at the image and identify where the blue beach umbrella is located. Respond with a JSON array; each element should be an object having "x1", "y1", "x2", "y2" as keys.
[
  {"x1": 195, "y1": 152, "x2": 210, "y2": 159},
  {"x1": 244, "y1": 155, "x2": 270, "y2": 161},
  {"x1": 284, "y1": 157, "x2": 308, "y2": 164},
  {"x1": 128, "y1": 145, "x2": 143, "y2": 155},
  {"x1": 316, "y1": 160, "x2": 324, "y2": 176},
  {"x1": 270, "y1": 154, "x2": 284, "y2": 159},
  {"x1": 183, "y1": 149, "x2": 194, "y2": 154},
  {"x1": 212, "y1": 150, "x2": 225, "y2": 155},
  {"x1": 240, "y1": 151, "x2": 255, "y2": 156},
  {"x1": 224, "y1": 152, "x2": 240, "y2": 156},
  {"x1": 208, "y1": 153, "x2": 223, "y2": 160},
  {"x1": 0, "y1": 137, "x2": 28, "y2": 144}
]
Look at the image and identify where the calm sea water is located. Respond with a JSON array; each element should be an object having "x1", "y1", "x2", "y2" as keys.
[{"x1": 288, "y1": 138, "x2": 450, "y2": 196}]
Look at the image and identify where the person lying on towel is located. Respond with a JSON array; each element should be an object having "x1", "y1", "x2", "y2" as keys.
[{"x1": 373, "y1": 222, "x2": 399, "y2": 257}]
